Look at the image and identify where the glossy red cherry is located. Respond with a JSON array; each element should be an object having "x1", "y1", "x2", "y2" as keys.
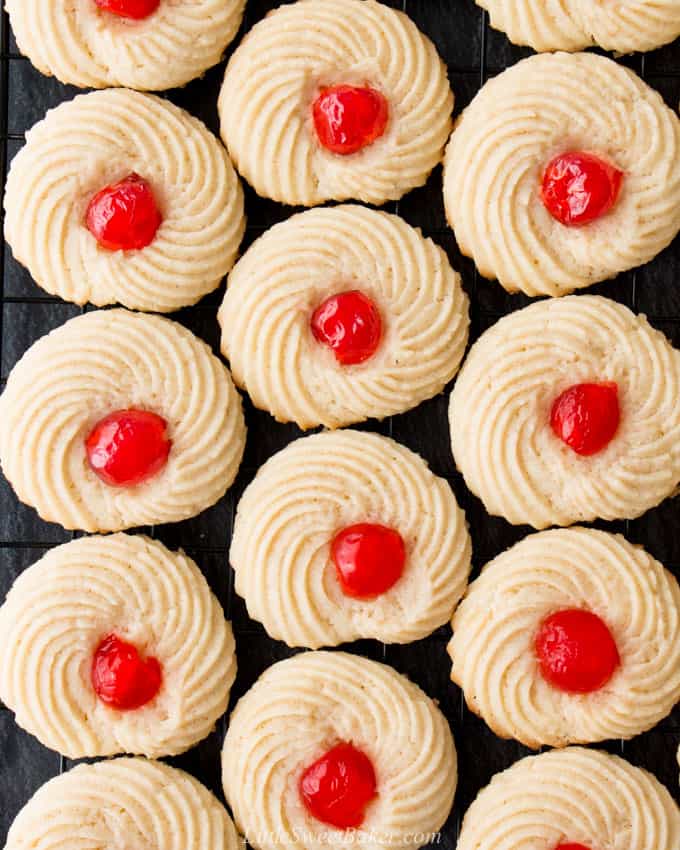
[
  {"x1": 299, "y1": 742, "x2": 378, "y2": 829},
  {"x1": 94, "y1": 0, "x2": 161, "y2": 20},
  {"x1": 535, "y1": 609, "x2": 620, "y2": 694},
  {"x1": 86, "y1": 173, "x2": 162, "y2": 251},
  {"x1": 313, "y1": 85, "x2": 389, "y2": 155},
  {"x1": 91, "y1": 634, "x2": 162, "y2": 710},
  {"x1": 541, "y1": 151, "x2": 623, "y2": 226},
  {"x1": 311, "y1": 290, "x2": 382, "y2": 366},
  {"x1": 550, "y1": 382, "x2": 620, "y2": 456},
  {"x1": 331, "y1": 523, "x2": 406, "y2": 599},
  {"x1": 86, "y1": 409, "x2": 171, "y2": 488},
  {"x1": 555, "y1": 845, "x2": 595, "y2": 850}
]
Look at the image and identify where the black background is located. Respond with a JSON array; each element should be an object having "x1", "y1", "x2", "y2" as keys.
[{"x1": 1, "y1": 1, "x2": 679, "y2": 846}]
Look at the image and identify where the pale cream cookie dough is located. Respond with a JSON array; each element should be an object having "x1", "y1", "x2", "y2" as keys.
[
  {"x1": 4, "y1": 758, "x2": 241, "y2": 850},
  {"x1": 449, "y1": 295, "x2": 680, "y2": 528},
  {"x1": 0, "y1": 309, "x2": 246, "y2": 532},
  {"x1": 219, "y1": 205, "x2": 469, "y2": 428},
  {"x1": 218, "y1": 0, "x2": 453, "y2": 206},
  {"x1": 449, "y1": 527, "x2": 680, "y2": 748},
  {"x1": 6, "y1": 0, "x2": 246, "y2": 91},
  {"x1": 457, "y1": 747, "x2": 680, "y2": 850},
  {"x1": 0, "y1": 534, "x2": 236, "y2": 759},
  {"x1": 476, "y1": 0, "x2": 680, "y2": 54},
  {"x1": 5, "y1": 89, "x2": 245, "y2": 313},
  {"x1": 222, "y1": 651, "x2": 457, "y2": 850},
  {"x1": 231, "y1": 430, "x2": 471, "y2": 647},
  {"x1": 443, "y1": 52, "x2": 680, "y2": 297}
]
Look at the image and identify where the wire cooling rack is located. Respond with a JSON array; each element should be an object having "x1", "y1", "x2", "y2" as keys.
[{"x1": 1, "y1": 1, "x2": 679, "y2": 846}]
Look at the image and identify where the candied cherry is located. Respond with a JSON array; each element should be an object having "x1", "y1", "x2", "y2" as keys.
[
  {"x1": 91, "y1": 634, "x2": 162, "y2": 710},
  {"x1": 299, "y1": 742, "x2": 378, "y2": 829},
  {"x1": 550, "y1": 382, "x2": 620, "y2": 457},
  {"x1": 94, "y1": 0, "x2": 161, "y2": 20},
  {"x1": 331, "y1": 523, "x2": 405, "y2": 599},
  {"x1": 86, "y1": 409, "x2": 171, "y2": 488},
  {"x1": 541, "y1": 151, "x2": 623, "y2": 226},
  {"x1": 86, "y1": 173, "x2": 162, "y2": 251},
  {"x1": 535, "y1": 609, "x2": 620, "y2": 694},
  {"x1": 555, "y1": 845, "x2": 595, "y2": 850},
  {"x1": 313, "y1": 84, "x2": 389, "y2": 155},
  {"x1": 311, "y1": 290, "x2": 382, "y2": 365}
]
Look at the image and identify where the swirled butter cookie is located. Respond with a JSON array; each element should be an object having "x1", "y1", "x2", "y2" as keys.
[
  {"x1": 6, "y1": 0, "x2": 246, "y2": 91},
  {"x1": 443, "y1": 53, "x2": 680, "y2": 297},
  {"x1": 219, "y1": 205, "x2": 469, "y2": 428},
  {"x1": 449, "y1": 527, "x2": 680, "y2": 748},
  {"x1": 449, "y1": 296, "x2": 680, "y2": 528},
  {"x1": 0, "y1": 534, "x2": 236, "y2": 758},
  {"x1": 457, "y1": 747, "x2": 680, "y2": 850},
  {"x1": 0, "y1": 309, "x2": 246, "y2": 532},
  {"x1": 218, "y1": 0, "x2": 453, "y2": 206},
  {"x1": 222, "y1": 651, "x2": 457, "y2": 850},
  {"x1": 5, "y1": 90, "x2": 245, "y2": 313},
  {"x1": 4, "y1": 758, "x2": 240, "y2": 850},
  {"x1": 477, "y1": 0, "x2": 680, "y2": 54},
  {"x1": 231, "y1": 430, "x2": 471, "y2": 647}
]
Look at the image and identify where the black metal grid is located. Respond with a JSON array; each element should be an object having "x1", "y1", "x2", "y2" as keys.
[{"x1": 1, "y1": 1, "x2": 680, "y2": 845}]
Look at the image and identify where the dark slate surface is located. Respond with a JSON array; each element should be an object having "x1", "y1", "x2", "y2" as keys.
[{"x1": 1, "y1": 1, "x2": 679, "y2": 847}]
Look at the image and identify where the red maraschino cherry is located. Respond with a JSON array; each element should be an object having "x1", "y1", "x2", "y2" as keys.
[
  {"x1": 86, "y1": 409, "x2": 171, "y2": 487},
  {"x1": 311, "y1": 290, "x2": 382, "y2": 365},
  {"x1": 299, "y1": 742, "x2": 378, "y2": 829},
  {"x1": 86, "y1": 173, "x2": 162, "y2": 251},
  {"x1": 550, "y1": 382, "x2": 620, "y2": 456},
  {"x1": 542, "y1": 152, "x2": 623, "y2": 226},
  {"x1": 535, "y1": 609, "x2": 620, "y2": 694},
  {"x1": 91, "y1": 634, "x2": 162, "y2": 710},
  {"x1": 555, "y1": 844, "x2": 595, "y2": 850},
  {"x1": 94, "y1": 0, "x2": 161, "y2": 20},
  {"x1": 331, "y1": 523, "x2": 406, "y2": 599},
  {"x1": 313, "y1": 85, "x2": 389, "y2": 155}
]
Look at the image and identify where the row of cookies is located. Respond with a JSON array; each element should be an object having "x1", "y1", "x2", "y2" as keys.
[
  {"x1": 1, "y1": 528, "x2": 679, "y2": 838},
  {"x1": 2, "y1": 293, "x2": 680, "y2": 531},
  {"x1": 4, "y1": 6, "x2": 680, "y2": 311},
  {"x1": 3, "y1": 668, "x2": 680, "y2": 850},
  {"x1": 7, "y1": 0, "x2": 680, "y2": 92},
  {"x1": 1, "y1": 506, "x2": 680, "y2": 754}
]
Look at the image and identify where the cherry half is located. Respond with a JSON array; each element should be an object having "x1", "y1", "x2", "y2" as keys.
[
  {"x1": 311, "y1": 290, "x2": 382, "y2": 366},
  {"x1": 91, "y1": 634, "x2": 162, "y2": 710},
  {"x1": 313, "y1": 85, "x2": 389, "y2": 155},
  {"x1": 86, "y1": 173, "x2": 162, "y2": 251},
  {"x1": 94, "y1": 0, "x2": 161, "y2": 20},
  {"x1": 541, "y1": 152, "x2": 623, "y2": 226},
  {"x1": 299, "y1": 742, "x2": 378, "y2": 829},
  {"x1": 331, "y1": 523, "x2": 406, "y2": 599},
  {"x1": 556, "y1": 845, "x2": 595, "y2": 850},
  {"x1": 550, "y1": 382, "x2": 620, "y2": 457},
  {"x1": 535, "y1": 609, "x2": 620, "y2": 694},
  {"x1": 86, "y1": 409, "x2": 171, "y2": 488}
]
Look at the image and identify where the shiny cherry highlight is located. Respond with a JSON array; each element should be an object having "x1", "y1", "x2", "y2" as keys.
[
  {"x1": 299, "y1": 742, "x2": 378, "y2": 829},
  {"x1": 541, "y1": 151, "x2": 623, "y2": 226},
  {"x1": 94, "y1": 0, "x2": 161, "y2": 20},
  {"x1": 535, "y1": 609, "x2": 620, "y2": 694},
  {"x1": 91, "y1": 634, "x2": 162, "y2": 710},
  {"x1": 550, "y1": 382, "x2": 620, "y2": 456},
  {"x1": 313, "y1": 85, "x2": 389, "y2": 155},
  {"x1": 86, "y1": 409, "x2": 171, "y2": 488},
  {"x1": 331, "y1": 523, "x2": 406, "y2": 599},
  {"x1": 86, "y1": 172, "x2": 162, "y2": 251},
  {"x1": 311, "y1": 290, "x2": 382, "y2": 365}
]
